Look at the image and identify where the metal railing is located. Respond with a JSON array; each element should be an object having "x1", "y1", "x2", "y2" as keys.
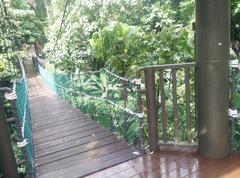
[{"x1": 137, "y1": 62, "x2": 197, "y2": 151}]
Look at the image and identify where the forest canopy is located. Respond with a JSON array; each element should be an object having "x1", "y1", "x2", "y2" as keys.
[{"x1": 0, "y1": 0, "x2": 239, "y2": 78}]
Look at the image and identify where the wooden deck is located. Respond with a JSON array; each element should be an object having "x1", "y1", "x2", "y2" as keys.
[
  {"x1": 25, "y1": 60, "x2": 240, "y2": 178},
  {"x1": 88, "y1": 147, "x2": 240, "y2": 178},
  {"x1": 26, "y1": 62, "x2": 142, "y2": 178}
]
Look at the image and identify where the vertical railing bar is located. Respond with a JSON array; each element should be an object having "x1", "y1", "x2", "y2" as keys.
[
  {"x1": 194, "y1": 66, "x2": 198, "y2": 136},
  {"x1": 172, "y1": 68, "x2": 179, "y2": 143},
  {"x1": 144, "y1": 68, "x2": 159, "y2": 151},
  {"x1": 159, "y1": 70, "x2": 168, "y2": 142},
  {"x1": 123, "y1": 80, "x2": 129, "y2": 141},
  {"x1": 185, "y1": 68, "x2": 191, "y2": 143},
  {"x1": 136, "y1": 78, "x2": 145, "y2": 149}
]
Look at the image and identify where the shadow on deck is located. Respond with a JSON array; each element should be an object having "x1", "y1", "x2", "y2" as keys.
[{"x1": 25, "y1": 60, "x2": 240, "y2": 178}]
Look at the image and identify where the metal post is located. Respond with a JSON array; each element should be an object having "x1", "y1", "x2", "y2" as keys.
[
  {"x1": 144, "y1": 68, "x2": 159, "y2": 151},
  {"x1": 196, "y1": 0, "x2": 230, "y2": 159},
  {"x1": 0, "y1": 99, "x2": 19, "y2": 178}
]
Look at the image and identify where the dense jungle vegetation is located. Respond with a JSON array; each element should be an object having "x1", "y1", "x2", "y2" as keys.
[{"x1": 0, "y1": 0, "x2": 240, "y2": 176}]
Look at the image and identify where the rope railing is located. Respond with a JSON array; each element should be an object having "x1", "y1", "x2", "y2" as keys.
[
  {"x1": 4, "y1": 59, "x2": 34, "y2": 177},
  {"x1": 59, "y1": 66, "x2": 138, "y2": 85},
  {"x1": 33, "y1": 57, "x2": 148, "y2": 150}
]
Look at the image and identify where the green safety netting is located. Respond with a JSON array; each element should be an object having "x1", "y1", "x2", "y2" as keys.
[
  {"x1": 15, "y1": 61, "x2": 34, "y2": 177},
  {"x1": 33, "y1": 57, "x2": 146, "y2": 149}
]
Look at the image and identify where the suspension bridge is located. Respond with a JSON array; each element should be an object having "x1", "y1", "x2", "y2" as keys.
[
  {"x1": 2, "y1": 1, "x2": 240, "y2": 176},
  {"x1": 25, "y1": 58, "x2": 145, "y2": 178},
  {"x1": 1, "y1": 57, "x2": 240, "y2": 178}
]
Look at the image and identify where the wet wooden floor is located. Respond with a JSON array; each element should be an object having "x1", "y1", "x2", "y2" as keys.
[
  {"x1": 88, "y1": 146, "x2": 240, "y2": 178},
  {"x1": 26, "y1": 61, "x2": 142, "y2": 178}
]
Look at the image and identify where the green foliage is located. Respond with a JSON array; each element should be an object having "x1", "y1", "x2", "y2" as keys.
[
  {"x1": 44, "y1": 0, "x2": 194, "y2": 77},
  {"x1": 231, "y1": 0, "x2": 240, "y2": 41},
  {"x1": 141, "y1": 3, "x2": 175, "y2": 33},
  {"x1": 177, "y1": 0, "x2": 194, "y2": 24},
  {"x1": 0, "y1": 0, "x2": 47, "y2": 81},
  {"x1": 11, "y1": 9, "x2": 46, "y2": 46},
  {"x1": 90, "y1": 21, "x2": 145, "y2": 75},
  {"x1": 0, "y1": 0, "x2": 46, "y2": 52}
]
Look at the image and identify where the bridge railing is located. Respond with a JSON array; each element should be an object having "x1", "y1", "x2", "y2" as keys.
[
  {"x1": 33, "y1": 57, "x2": 147, "y2": 150},
  {"x1": 137, "y1": 62, "x2": 197, "y2": 151},
  {"x1": 32, "y1": 56, "x2": 240, "y2": 153},
  {"x1": 3, "y1": 59, "x2": 34, "y2": 177}
]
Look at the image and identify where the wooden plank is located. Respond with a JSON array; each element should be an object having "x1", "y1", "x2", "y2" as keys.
[
  {"x1": 33, "y1": 123, "x2": 99, "y2": 141},
  {"x1": 33, "y1": 115, "x2": 90, "y2": 130},
  {"x1": 34, "y1": 120, "x2": 97, "y2": 139},
  {"x1": 32, "y1": 112, "x2": 85, "y2": 126},
  {"x1": 33, "y1": 118, "x2": 95, "y2": 134},
  {"x1": 33, "y1": 125, "x2": 105, "y2": 145},
  {"x1": 185, "y1": 68, "x2": 192, "y2": 143},
  {"x1": 31, "y1": 103, "x2": 73, "y2": 115},
  {"x1": 38, "y1": 147, "x2": 141, "y2": 178},
  {"x1": 31, "y1": 107, "x2": 76, "y2": 118},
  {"x1": 36, "y1": 141, "x2": 131, "y2": 173},
  {"x1": 61, "y1": 148, "x2": 141, "y2": 178},
  {"x1": 172, "y1": 69, "x2": 179, "y2": 143},
  {"x1": 87, "y1": 154, "x2": 154, "y2": 178},
  {"x1": 35, "y1": 135, "x2": 120, "y2": 166},
  {"x1": 31, "y1": 108, "x2": 82, "y2": 123},
  {"x1": 35, "y1": 130, "x2": 109, "y2": 156},
  {"x1": 30, "y1": 99, "x2": 69, "y2": 109},
  {"x1": 30, "y1": 98, "x2": 63, "y2": 106},
  {"x1": 159, "y1": 69, "x2": 168, "y2": 142}
]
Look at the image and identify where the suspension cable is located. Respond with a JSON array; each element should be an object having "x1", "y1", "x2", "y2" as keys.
[
  {"x1": 52, "y1": 0, "x2": 70, "y2": 52},
  {"x1": 38, "y1": 64, "x2": 144, "y2": 118}
]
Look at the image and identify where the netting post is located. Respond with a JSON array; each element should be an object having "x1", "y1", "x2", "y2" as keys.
[
  {"x1": 0, "y1": 95, "x2": 19, "y2": 178},
  {"x1": 144, "y1": 68, "x2": 159, "y2": 152}
]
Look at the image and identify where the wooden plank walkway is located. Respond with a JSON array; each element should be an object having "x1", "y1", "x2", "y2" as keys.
[
  {"x1": 25, "y1": 61, "x2": 143, "y2": 178},
  {"x1": 25, "y1": 60, "x2": 240, "y2": 178}
]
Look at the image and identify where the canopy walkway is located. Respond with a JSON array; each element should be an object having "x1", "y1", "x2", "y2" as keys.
[
  {"x1": 27, "y1": 59, "x2": 240, "y2": 178},
  {"x1": 1, "y1": 58, "x2": 240, "y2": 178},
  {"x1": 25, "y1": 60, "x2": 143, "y2": 177}
]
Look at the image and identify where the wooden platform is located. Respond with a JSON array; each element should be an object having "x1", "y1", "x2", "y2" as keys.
[
  {"x1": 88, "y1": 147, "x2": 240, "y2": 178},
  {"x1": 26, "y1": 63, "x2": 142, "y2": 178}
]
